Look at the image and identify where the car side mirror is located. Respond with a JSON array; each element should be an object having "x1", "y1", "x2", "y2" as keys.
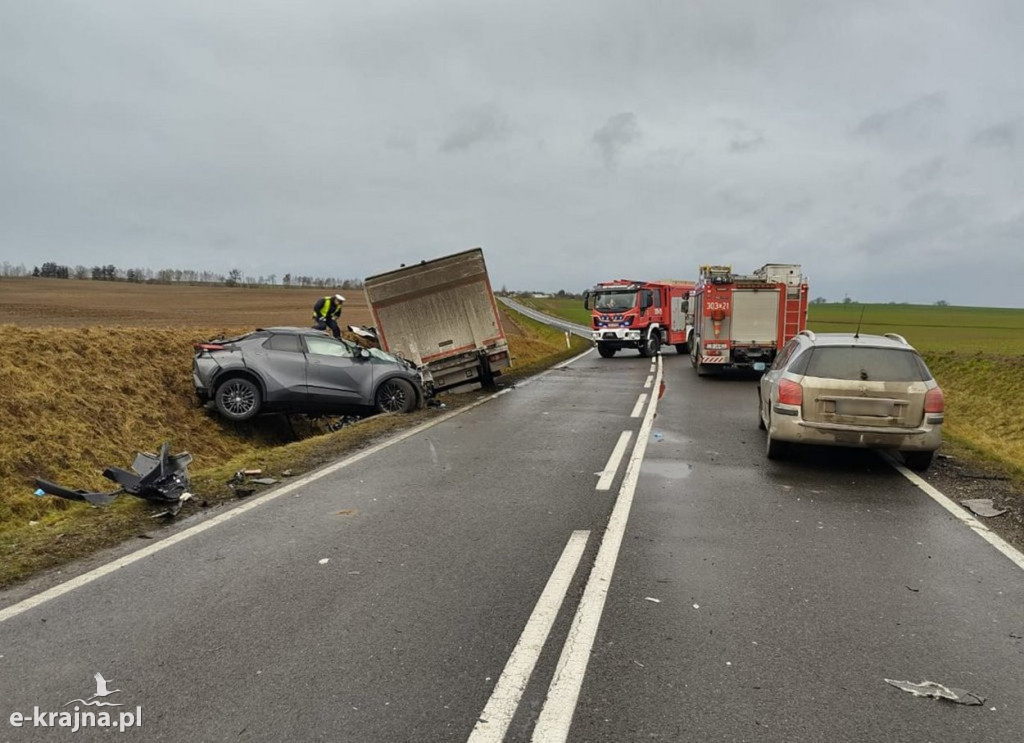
[
  {"x1": 356, "y1": 347, "x2": 370, "y2": 359},
  {"x1": 583, "y1": 291, "x2": 591, "y2": 310}
]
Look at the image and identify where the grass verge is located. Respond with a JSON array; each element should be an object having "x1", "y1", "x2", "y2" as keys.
[{"x1": 0, "y1": 307, "x2": 590, "y2": 589}]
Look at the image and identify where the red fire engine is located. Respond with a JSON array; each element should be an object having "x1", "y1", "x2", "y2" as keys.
[
  {"x1": 583, "y1": 279, "x2": 695, "y2": 358},
  {"x1": 689, "y1": 264, "x2": 808, "y2": 375}
]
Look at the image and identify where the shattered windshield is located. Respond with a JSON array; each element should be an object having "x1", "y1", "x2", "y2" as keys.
[
  {"x1": 367, "y1": 347, "x2": 402, "y2": 364},
  {"x1": 593, "y1": 291, "x2": 637, "y2": 311}
]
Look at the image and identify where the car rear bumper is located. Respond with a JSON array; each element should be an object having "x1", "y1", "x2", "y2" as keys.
[
  {"x1": 192, "y1": 371, "x2": 211, "y2": 401},
  {"x1": 771, "y1": 411, "x2": 941, "y2": 451}
]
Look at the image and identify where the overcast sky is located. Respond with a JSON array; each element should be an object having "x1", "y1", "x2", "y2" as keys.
[{"x1": 2, "y1": 1, "x2": 1023, "y2": 306}]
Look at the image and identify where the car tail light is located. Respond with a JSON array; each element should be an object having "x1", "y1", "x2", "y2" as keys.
[
  {"x1": 194, "y1": 343, "x2": 225, "y2": 351},
  {"x1": 924, "y1": 386, "x2": 944, "y2": 413},
  {"x1": 778, "y1": 379, "x2": 803, "y2": 406}
]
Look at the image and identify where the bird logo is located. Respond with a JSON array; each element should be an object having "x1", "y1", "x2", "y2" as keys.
[{"x1": 64, "y1": 672, "x2": 124, "y2": 707}]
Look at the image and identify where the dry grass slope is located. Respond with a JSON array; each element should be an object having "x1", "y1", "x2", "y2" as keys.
[{"x1": 0, "y1": 279, "x2": 588, "y2": 587}]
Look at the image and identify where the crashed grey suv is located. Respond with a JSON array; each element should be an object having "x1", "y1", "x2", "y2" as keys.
[{"x1": 193, "y1": 327, "x2": 426, "y2": 422}]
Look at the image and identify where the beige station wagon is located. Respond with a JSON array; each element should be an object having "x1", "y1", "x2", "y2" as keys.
[{"x1": 757, "y1": 331, "x2": 944, "y2": 470}]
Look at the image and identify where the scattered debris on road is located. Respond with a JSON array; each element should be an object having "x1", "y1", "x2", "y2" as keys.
[
  {"x1": 885, "y1": 678, "x2": 985, "y2": 706},
  {"x1": 960, "y1": 499, "x2": 1008, "y2": 518},
  {"x1": 644, "y1": 597, "x2": 661, "y2": 603},
  {"x1": 318, "y1": 558, "x2": 330, "y2": 565},
  {"x1": 34, "y1": 442, "x2": 193, "y2": 516}
]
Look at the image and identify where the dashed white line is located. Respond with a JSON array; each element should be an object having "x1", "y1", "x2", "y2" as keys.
[
  {"x1": 885, "y1": 453, "x2": 1024, "y2": 572},
  {"x1": 468, "y1": 531, "x2": 590, "y2": 743},
  {"x1": 630, "y1": 393, "x2": 648, "y2": 418},
  {"x1": 595, "y1": 431, "x2": 633, "y2": 491},
  {"x1": 531, "y1": 355, "x2": 664, "y2": 742},
  {"x1": 643, "y1": 375, "x2": 654, "y2": 389}
]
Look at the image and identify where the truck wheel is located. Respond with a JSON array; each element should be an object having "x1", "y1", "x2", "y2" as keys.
[
  {"x1": 694, "y1": 346, "x2": 709, "y2": 376},
  {"x1": 597, "y1": 344, "x2": 616, "y2": 358},
  {"x1": 639, "y1": 331, "x2": 659, "y2": 357},
  {"x1": 479, "y1": 358, "x2": 497, "y2": 390}
]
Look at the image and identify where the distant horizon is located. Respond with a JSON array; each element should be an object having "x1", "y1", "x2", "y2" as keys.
[{"x1": 4, "y1": 273, "x2": 1022, "y2": 313}]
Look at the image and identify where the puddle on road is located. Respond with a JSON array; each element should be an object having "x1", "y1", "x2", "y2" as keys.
[
  {"x1": 641, "y1": 460, "x2": 695, "y2": 480},
  {"x1": 648, "y1": 430, "x2": 693, "y2": 447}
]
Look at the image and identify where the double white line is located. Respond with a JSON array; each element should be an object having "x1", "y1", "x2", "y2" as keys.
[{"x1": 469, "y1": 355, "x2": 664, "y2": 742}]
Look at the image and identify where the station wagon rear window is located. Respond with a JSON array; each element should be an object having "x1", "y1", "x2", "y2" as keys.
[{"x1": 792, "y1": 347, "x2": 932, "y2": 382}]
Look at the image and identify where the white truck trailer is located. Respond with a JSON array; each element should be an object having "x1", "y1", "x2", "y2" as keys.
[{"x1": 363, "y1": 248, "x2": 511, "y2": 393}]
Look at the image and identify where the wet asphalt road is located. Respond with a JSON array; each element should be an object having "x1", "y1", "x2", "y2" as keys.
[{"x1": 1, "y1": 349, "x2": 1022, "y2": 742}]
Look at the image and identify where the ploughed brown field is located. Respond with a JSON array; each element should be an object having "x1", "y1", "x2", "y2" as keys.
[{"x1": 0, "y1": 277, "x2": 373, "y2": 329}]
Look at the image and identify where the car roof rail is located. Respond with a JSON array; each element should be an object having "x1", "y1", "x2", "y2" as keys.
[
  {"x1": 798, "y1": 329, "x2": 816, "y2": 340},
  {"x1": 883, "y1": 332, "x2": 908, "y2": 345}
]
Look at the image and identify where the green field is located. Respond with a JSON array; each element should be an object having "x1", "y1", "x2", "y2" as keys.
[
  {"x1": 807, "y1": 303, "x2": 1024, "y2": 355},
  {"x1": 515, "y1": 296, "x2": 593, "y2": 327},
  {"x1": 518, "y1": 296, "x2": 1024, "y2": 474}
]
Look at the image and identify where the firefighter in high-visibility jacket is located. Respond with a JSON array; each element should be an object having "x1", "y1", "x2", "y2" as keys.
[{"x1": 312, "y1": 294, "x2": 345, "y2": 339}]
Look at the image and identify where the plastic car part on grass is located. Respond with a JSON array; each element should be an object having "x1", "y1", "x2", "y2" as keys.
[{"x1": 34, "y1": 442, "x2": 193, "y2": 516}]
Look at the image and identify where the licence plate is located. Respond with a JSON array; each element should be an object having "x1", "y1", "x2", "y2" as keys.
[{"x1": 836, "y1": 398, "x2": 896, "y2": 417}]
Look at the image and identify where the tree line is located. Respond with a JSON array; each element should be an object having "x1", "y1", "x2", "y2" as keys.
[{"x1": 1, "y1": 261, "x2": 362, "y2": 289}]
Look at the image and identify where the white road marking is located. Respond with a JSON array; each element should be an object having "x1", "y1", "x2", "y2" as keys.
[
  {"x1": 1, "y1": 343, "x2": 602, "y2": 624},
  {"x1": 531, "y1": 355, "x2": 663, "y2": 742},
  {"x1": 643, "y1": 375, "x2": 653, "y2": 389},
  {"x1": 595, "y1": 432, "x2": 633, "y2": 491},
  {"x1": 553, "y1": 348, "x2": 594, "y2": 370},
  {"x1": 884, "y1": 454, "x2": 1024, "y2": 572},
  {"x1": 467, "y1": 531, "x2": 590, "y2": 743},
  {"x1": 0, "y1": 389, "x2": 511, "y2": 624},
  {"x1": 630, "y1": 393, "x2": 648, "y2": 418}
]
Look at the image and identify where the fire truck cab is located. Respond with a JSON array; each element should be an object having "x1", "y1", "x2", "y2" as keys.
[
  {"x1": 584, "y1": 279, "x2": 695, "y2": 358},
  {"x1": 689, "y1": 264, "x2": 808, "y2": 375}
]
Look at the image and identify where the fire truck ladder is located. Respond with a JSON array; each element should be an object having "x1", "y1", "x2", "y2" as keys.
[{"x1": 782, "y1": 289, "x2": 803, "y2": 340}]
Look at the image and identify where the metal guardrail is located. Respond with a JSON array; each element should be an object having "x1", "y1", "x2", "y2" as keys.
[{"x1": 498, "y1": 297, "x2": 592, "y2": 339}]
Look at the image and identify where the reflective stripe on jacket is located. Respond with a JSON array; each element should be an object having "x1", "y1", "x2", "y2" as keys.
[{"x1": 314, "y1": 296, "x2": 342, "y2": 320}]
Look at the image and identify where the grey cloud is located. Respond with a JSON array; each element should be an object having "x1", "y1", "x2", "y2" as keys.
[
  {"x1": 593, "y1": 113, "x2": 641, "y2": 168},
  {"x1": 854, "y1": 92, "x2": 946, "y2": 137},
  {"x1": 729, "y1": 134, "x2": 765, "y2": 153},
  {"x1": 2, "y1": 2, "x2": 1023, "y2": 307},
  {"x1": 899, "y1": 157, "x2": 946, "y2": 189},
  {"x1": 439, "y1": 105, "x2": 509, "y2": 153},
  {"x1": 973, "y1": 119, "x2": 1021, "y2": 148},
  {"x1": 718, "y1": 118, "x2": 765, "y2": 153}
]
